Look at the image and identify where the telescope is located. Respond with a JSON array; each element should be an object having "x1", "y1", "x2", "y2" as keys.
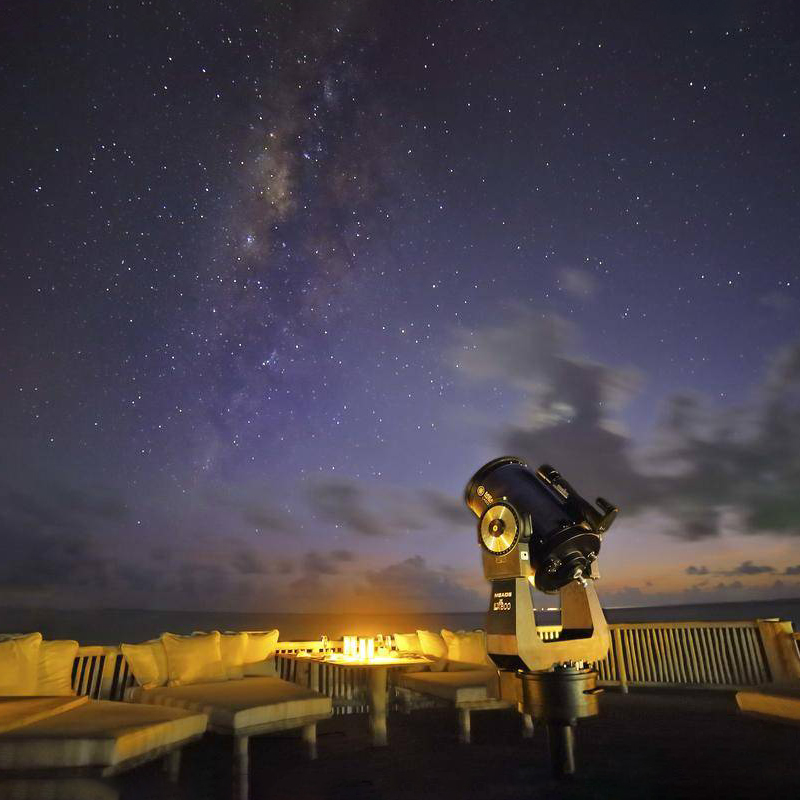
[{"x1": 464, "y1": 456, "x2": 618, "y2": 776}]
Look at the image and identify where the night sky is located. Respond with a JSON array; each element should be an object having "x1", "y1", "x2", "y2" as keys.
[{"x1": 2, "y1": 1, "x2": 799, "y2": 614}]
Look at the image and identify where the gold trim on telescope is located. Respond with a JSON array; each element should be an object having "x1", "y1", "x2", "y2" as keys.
[{"x1": 480, "y1": 503, "x2": 519, "y2": 555}]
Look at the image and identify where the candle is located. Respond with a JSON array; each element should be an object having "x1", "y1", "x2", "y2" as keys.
[
  {"x1": 367, "y1": 638, "x2": 375, "y2": 661},
  {"x1": 359, "y1": 637, "x2": 366, "y2": 661}
]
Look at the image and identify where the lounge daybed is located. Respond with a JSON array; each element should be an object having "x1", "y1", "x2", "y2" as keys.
[
  {"x1": 0, "y1": 633, "x2": 207, "y2": 789},
  {"x1": 121, "y1": 630, "x2": 332, "y2": 800},
  {"x1": 0, "y1": 697, "x2": 207, "y2": 776},
  {"x1": 390, "y1": 630, "x2": 533, "y2": 743},
  {"x1": 736, "y1": 685, "x2": 800, "y2": 725}
]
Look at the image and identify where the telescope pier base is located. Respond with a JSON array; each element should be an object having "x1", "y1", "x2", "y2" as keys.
[{"x1": 546, "y1": 721, "x2": 576, "y2": 776}]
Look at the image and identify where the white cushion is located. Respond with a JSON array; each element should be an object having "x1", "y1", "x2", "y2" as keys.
[
  {"x1": 37, "y1": 640, "x2": 79, "y2": 696},
  {"x1": 0, "y1": 634, "x2": 42, "y2": 696},
  {"x1": 129, "y1": 676, "x2": 331, "y2": 733},
  {"x1": 242, "y1": 657, "x2": 278, "y2": 677},
  {"x1": 393, "y1": 632, "x2": 421, "y2": 654},
  {"x1": 416, "y1": 630, "x2": 447, "y2": 672},
  {"x1": 161, "y1": 632, "x2": 227, "y2": 687},
  {"x1": 217, "y1": 632, "x2": 249, "y2": 679},
  {"x1": 0, "y1": 700, "x2": 207, "y2": 770},
  {"x1": 120, "y1": 640, "x2": 169, "y2": 689},
  {"x1": 242, "y1": 630, "x2": 279, "y2": 665},
  {"x1": 441, "y1": 629, "x2": 493, "y2": 670},
  {"x1": 395, "y1": 669, "x2": 500, "y2": 703}
]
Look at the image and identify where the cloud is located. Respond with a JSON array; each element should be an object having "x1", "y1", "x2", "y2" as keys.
[
  {"x1": 0, "y1": 477, "x2": 302, "y2": 609},
  {"x1": 599, "y1": 577, "x2": 800, "y2": 607},
  {"x1": 759, "y1": 292, "x2": 796, "y2": 313},
  {"x1": 719, "y1": 560, "x2": 775, "y2": 576},
  {"x1": 685, "y1": 561, "x2": 777, "y2": 577},
  {"x1": 358, "y1": 555, "x2": 483, "y2": 611},
  {"x1": 421, "y1": 489, "x2": 473, "y2": 528},
  {"x1": 303, "y1": 551, "x2": 342, "y2": 575},
  {"x1": 305, "y1": 478, "x2": 460, "y2": 538},
  {"x1": 558, "y1": 267, "x2": 598, "y2": 299},
  {"x1": 0, "y1": 482, "x2": 131, "y2": 595},
  {"x1": 204, "y1": 487, "x2": 294, "y2": 535},
  {"x1": 306, "y1": 477, "x2": 388, "y2": 537},
  {"x1": 453, "y1": 308, "x2": 800, "y2": 539},
  {"x1": 230, "y1": 547, "x2": 272, "y2": 575}
]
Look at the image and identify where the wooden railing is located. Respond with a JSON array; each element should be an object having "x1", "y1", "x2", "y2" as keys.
[
  {"x1": 65, "y1": 618, "x2": 799, "y2": 701},
  {"x1": 536, "y1": 619, "x2": 800, "y2": 691},
  {"x1": 598, "y1": 621, "x2": 772, "y2": 691}
]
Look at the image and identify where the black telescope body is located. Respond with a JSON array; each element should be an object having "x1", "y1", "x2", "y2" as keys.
[{"x1": 464, "y1": 456, "x2": 617, "y2": 593}]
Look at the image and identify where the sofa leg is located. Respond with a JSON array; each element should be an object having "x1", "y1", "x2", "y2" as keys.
[
  {"x1": 165, "y1": 749, "x2": 181, "y2": 783},
  {"x1": 522, "y1": 713, "x2": 535, "y2": 739},
  {"x1": 234, "y1": 735, "x2": 249, "y2": 800},
  {"x1": 458, "y1": 708, "x2": 471, "y2": 744},
  {"x1": 302, "y1": 722, "x2": 318, "y2": 760}
]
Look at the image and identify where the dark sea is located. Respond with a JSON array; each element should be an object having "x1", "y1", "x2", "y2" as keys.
[{"x1": 1, "y1": 598, "x2": 798, "y2": 645}]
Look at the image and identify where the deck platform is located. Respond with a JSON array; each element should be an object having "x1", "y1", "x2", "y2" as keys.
[{"x1": 5, "y1": 689, "x2": 798, "y2": 799}]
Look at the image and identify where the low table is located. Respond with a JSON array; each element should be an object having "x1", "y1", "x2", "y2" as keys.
[{"x1": 283, "y1": 653, "x2": 431, "y2": 746}]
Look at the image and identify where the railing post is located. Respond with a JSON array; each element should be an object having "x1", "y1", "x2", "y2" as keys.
[
  {"x1": 613, "y1": 627, "x2": 628, "y2": 694},
  {"x1": 757, "y1": 619, "x2": 800, "y2": 684}
]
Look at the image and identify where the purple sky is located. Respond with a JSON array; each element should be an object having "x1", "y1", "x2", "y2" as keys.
[{"x1": 1, "y1": 1, "x2": 799, "y2": 613}]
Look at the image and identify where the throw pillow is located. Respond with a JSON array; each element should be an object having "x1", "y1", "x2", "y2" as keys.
[
  {"x1": 218, "y1": 632, "x2": 249, "y2": 679},
  {"x1": 0, "y1": 632, "x2": 42, "y2": 695},
  {"x1": 393, "y1": 632, "x2": 421, "y2": 654},
  {"x1": 441, "y1": 629, "x2": 493, "y2": 670},
  {"x1": 241, "y1": 629, "x2": 279, "y2": 665},
  {"x1": 37, "y1": 639, "x2": 79, "y2": 695},
  {"x1": 161, "y1": 632, "x2": 227, "y2": 687},
  {"x1": 416, "y1": 629, "x2": 447, "y2": 672},
  {"x1": 121, "y1": 640, "x2": 169, "y2": 689}
]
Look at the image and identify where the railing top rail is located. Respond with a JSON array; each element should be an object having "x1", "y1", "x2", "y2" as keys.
[
  {"x1": 75, "y1": 645, "x2": 121, "y2": 657},
  {"x1": 608, "y1": 620, "x2": 761, "y2": 630}
]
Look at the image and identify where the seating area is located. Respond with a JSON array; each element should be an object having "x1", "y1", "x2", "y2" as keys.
[
  {"x1": 2, "y1": 622, "x2": 799, "y2": 799},
  {"x1": 0, "y1": 630, "x2": 332, "y2": 800}
]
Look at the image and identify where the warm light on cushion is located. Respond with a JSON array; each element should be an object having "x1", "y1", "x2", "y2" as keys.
[
  {"x1": 242, "y1": 657, "x2": 278, "y2": 677},
  {"x1": 161, "y1": 632, "x2": 227, "y2": 687},
  {"x1": 37, "y1": 639, "x2": 79, "y2": 695},
  {"x1": 416, "y1": 629, "x2": 447, "y2": 672},
  {"x1": 393, "y1": 632, "x2": 421, "y2": 654},
  {"x1": 217, "y1": 632, "x2": 249, "y2": 679},
  {"x1": 241, "y1": 630, "x2": 279, "y2": 665},
  {"x1": 121, "y1": 640, "x2": 169, "y2": 689},
  {"x1": 441, "y1": 629, "x2": 494, "y2": 670},
  {"x1": 0, "y1": 633, "x2": 42, "y2": 695}
]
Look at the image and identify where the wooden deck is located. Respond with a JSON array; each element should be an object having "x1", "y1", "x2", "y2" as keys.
[{"x1": 36, "y1": 688, "x2": 798, "y2": 800}]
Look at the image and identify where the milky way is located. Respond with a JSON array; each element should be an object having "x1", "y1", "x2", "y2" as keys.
[{"x1": 2, "y1": 1, "x2": 799, "y2": 612}]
